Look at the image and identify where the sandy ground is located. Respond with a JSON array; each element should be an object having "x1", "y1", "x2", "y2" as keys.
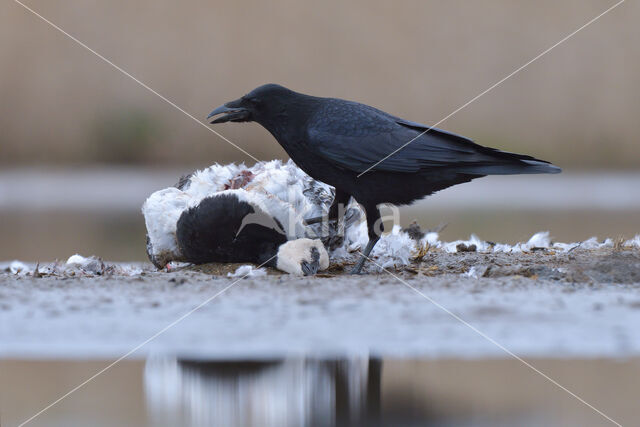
[{"x1": 1, "y1": 246, "x2": 639, "y2": 360}]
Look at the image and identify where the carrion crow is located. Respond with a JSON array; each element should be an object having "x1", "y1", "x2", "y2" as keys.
[{"x1": 208, "y1": 84, "x2": 561, "y2": 273}]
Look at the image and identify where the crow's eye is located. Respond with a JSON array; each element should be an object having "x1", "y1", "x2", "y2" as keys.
[{"x1": 247, "y1": 97, "x2": 260, "y2": 106}]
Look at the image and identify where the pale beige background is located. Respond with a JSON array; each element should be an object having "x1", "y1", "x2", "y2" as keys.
[{"x1": 1, "y1": 0, "x2": 638, "y2": 168}]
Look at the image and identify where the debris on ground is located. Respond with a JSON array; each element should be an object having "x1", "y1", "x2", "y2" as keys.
[{"x1": 2, "y1": 232, "x2": 639, "y2": 283}]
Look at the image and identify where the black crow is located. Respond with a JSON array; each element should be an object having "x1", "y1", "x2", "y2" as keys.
[{"x1": 208, "y1": 84, "x2": 561, "y2": 273}]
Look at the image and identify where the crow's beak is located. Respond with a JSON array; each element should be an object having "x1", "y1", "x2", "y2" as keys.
[{"x1": 207, "y1": 100, "x2": 250, "y2": 124}]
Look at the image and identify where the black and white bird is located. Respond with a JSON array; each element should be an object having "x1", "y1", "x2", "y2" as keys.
[
  {"x1": 208, "y1": 84, "x2": 562, "y2": 273},
  {"x1": 143, "y1": 160, "x2": 334, "y2": 275}
]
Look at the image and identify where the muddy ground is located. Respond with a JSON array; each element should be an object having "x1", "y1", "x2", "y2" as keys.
[
  {"x1": 1, "y1": 246, "x2": 639, "y2": 359},
  {"x1": 187, "y1": 245, "x2": 640, "y2": 284}
]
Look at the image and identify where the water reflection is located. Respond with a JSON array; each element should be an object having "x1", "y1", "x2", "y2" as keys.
[
  {"x1": 145, "y1": 357, "x2": 381, "y2": 427},
  {"x1": 2, "y1": 358, "x2": 636, "y2": 426}
]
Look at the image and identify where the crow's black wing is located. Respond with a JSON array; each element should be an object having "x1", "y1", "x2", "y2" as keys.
[{"x1": 307, "y1": 100, "x2": 559, "y2": 175}]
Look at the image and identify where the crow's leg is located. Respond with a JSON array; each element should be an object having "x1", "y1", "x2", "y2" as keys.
[
  {"x1": 350, "y1": 238, "x2": 379, "y2": 274},
  {"x1": 304, "y1": 189, "x2": 350, "y2": 225},
  {"x1": 350, "y1": 205, "x2": 382, "y2": 274}
]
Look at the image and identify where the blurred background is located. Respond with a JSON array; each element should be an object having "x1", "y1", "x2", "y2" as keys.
[{"x1": 1, "y1": 0, "x2": 638, "y2": 261}]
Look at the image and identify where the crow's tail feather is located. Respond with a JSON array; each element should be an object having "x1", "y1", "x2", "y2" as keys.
[
  {"x1": 454, "y1": 158, "x2": 561, "y2": 175},
  {"x1": 446, "y1": 142, "x2": 563, "y2": 176}
]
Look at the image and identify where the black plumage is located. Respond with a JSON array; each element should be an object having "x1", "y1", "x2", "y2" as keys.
[
  {"x1": 208, "y1": 84, "x2": 561, "y2": 273},
  {"x1": 176, "y1": 193, "x2": 286, "y2": 267}
]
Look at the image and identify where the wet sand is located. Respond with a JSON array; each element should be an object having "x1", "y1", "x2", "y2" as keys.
[{"x1": 2, "y1": 246, "x2": 639, "y2": 359}]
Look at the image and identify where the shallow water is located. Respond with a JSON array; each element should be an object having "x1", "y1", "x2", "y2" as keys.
[{"x1": 2, "y1": 357, "x2": 637, "y2": 427}]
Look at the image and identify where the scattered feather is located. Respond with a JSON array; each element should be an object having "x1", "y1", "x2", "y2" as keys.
[
  {"x1": 227, "y1": 265, "x2": 267, "y2": 278},
  {"x1": 370, "y1": 225, "x2": 416, "y2": 269},
  {"x1": 9, "y1": 260, "x2": 29, "y2": 274},
  {"x1": 624, "y1": 235, "x2": 640, "y2": 248},
  {"x1": 66, "y1": 254, "x2": 104, "y2": 275}
]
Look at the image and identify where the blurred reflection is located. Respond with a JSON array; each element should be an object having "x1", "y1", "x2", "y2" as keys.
[
  {"x1": 4, "y1": 358, "x2": 633, "y2": 426},
  {"x1": 144, "y1": 357, "x2": 381, "y2": 427}
]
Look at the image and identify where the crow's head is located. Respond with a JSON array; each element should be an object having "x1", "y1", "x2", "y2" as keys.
[{"x1": 207, "y1": 84, "x2": 296, "y2": 125}]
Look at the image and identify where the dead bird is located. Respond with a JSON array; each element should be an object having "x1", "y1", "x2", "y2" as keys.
[{"x1": 143, "y1": 160, "x2": 343, "y2": 275}]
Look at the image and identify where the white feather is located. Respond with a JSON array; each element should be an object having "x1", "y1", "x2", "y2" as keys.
[
  {"x1": 9, "y1": 260, "x2": 29, "y2": 274},
  {"x1": 625, "y1": 235, "x2": 640, "y2": 248},
  {"x1": 142, "y1": 187, "x2": 190, "y2": 266},
  {"x1": 370, "y1": 225, "x2": 417, "y2": 268},
  {"x1": 227, "y1": 265, "x2": 267, "y2": 278}
]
